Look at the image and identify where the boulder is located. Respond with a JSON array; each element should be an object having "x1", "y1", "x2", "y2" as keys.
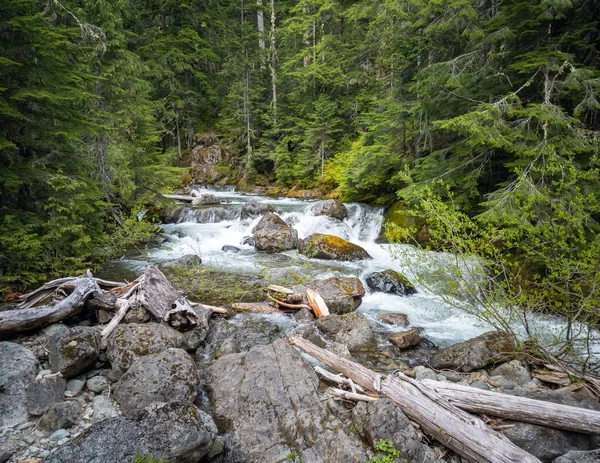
[
  {"x1": 26, "y1": 375, "x2": 66, "y2": 416},
  {"x1": 39, "y1": 401, "x2": 83, "y2": 431},
  {"x1": 429, "y1": 331, "x2": 515, "y2": 372},
  {"x1": 292, "y1": 277, "x2": 366, "y2": 314},
  {"x1": 123, "y1": 306, "x2": 151, "y2": 324},
  {"x1": 389, "y1": 328, "x2": 422, "y2": 349},
  {"x1": 206, "y1": 339, "x2": 369, "y2": 462},
  {"x1": 0, "y1": 342, "x2": 38, "y2": 427},
  {"x1": 86, "y1": 375, "x2": 108, "y2": 393},
  {"x1": 489, "y1": 360, "x2": 531, "y2": 386},
  {"x1": 222, "y1": 245, "x2": 241, "y2": 253},
  {"x1": 378, "y1": 313, "x2": 409, "y2": 327},
  {"x1": 192, "y1": 193, "x2": 221, "y2": 206},
  {"x1": 92, "y1": 395, "x2": 120, "y2": 423},
  {"x1": 46, "y1": 401, "x2": 217, "y2": 463},
  {"x1": 554, "y1": 449, "x2": 600, "y2": 463},
  {"x1": 254, "y1": 227, "x2": 298, "y2": 253},
  {"x1": 240, "y1": 200, "x2": 275, "y2": 219},
  {"x1": 310, "y1": 199, "x2": 348, "y2": 220},
  {"x1": 315, "y1": 312, "x2": 375, "y2": 351},
  {"x1": 251, "y1": 212, "x2": 288, "y2": 233},
  {"x1": 48, "y1": 327, "x2": 101, "y2": 378},
  {"x1": 106, "y1": 323, "x2": 186, "y2": 377},
  {"x1": 159, "y1": 253, "x2": 202, "y2": 270},
  {"x1": 352, "y1": 399, "x2": 441, "y2": 463},
  {"x1": 365, "y1": 269, "x2": 417, "y2": 296},
  {"x1": 113, "y1": 348, "x2": 198, "y2": 418},
  {"x1": 298, "y1": 233, "x2": 371, "y2": 261}
]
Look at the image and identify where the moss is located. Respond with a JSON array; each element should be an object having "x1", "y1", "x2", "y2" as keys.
[
  {"x1": 383, "y1": 201, "x2": 430, "y2": 245},
  {"x1": 300, "y1": 233, "x2": 370, "y2": 261}
]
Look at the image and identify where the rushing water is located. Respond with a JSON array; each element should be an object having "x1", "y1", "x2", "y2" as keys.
[{"x1": 99, "y1": 186, "x2": 600, "y2": 358}]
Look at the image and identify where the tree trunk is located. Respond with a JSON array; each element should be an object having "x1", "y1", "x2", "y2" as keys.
[{"x1": 269, "y1": 0, "x2": 277, "y2": 123}]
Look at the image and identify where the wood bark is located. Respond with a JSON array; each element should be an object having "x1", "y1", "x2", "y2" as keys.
[
  {"x1": 328, "y1": 388, "x2": 377, "y2": 402},
  {"x1": 420, "y1": 379, "x2": 600, "y2": 435},
  {"x1": 266, "y1": 294, "x2": 310, "y2": 310},
  {"x1": 288, "y1": 336, "x2": 542, "y2": 463},
  {"x1": 0, "y1": 278, "x2": 99, "y2": 334},
  {"x1": 306, "y1": 288, "x2": 329, "y2": 318}
]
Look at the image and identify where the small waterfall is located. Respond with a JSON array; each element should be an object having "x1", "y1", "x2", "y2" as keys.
[
  {"x1": 344, "y1": 203, "x2": 384, "y2": 242},
  {"x1": 177, "y1": 207, "x2": 237, "y2": 224}
]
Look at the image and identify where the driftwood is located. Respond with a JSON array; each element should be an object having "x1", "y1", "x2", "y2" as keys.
[
  {"x1": 266, "y1": 294, "x2": 310, "y2": 311},
  {"x1": 420, "y1": 379, "x2": 600, "y2": 435},
  {"x1": 267, "y1": 284, "x2": 294, "y2": 295},
  {"x1": 288, "y1": 336, "x2": 541, "y2": 463},
  {"x1": 163, "y1": 193, "x2": 194, "y2": 203},
  {"x1": 532, "y1": 369, "x2": 572, "y2": 386},
  {"x1": 189, "y1": 302, "x2": 229, "y2": 315},
  {"x1": 315, "y1": 365, "x2": 366, "y2": 394},
  {"x1": 306, "y1": 288, "x2": 329, "y2": 318},
  {"x1": 0, "y1": 278, "x2": 99, "y2": 334},
  {"x1": 328, "y1": 388, "x2": 378, "y2": 402}
]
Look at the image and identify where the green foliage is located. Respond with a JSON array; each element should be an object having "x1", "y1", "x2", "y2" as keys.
[
  {"x1": 368, "y1": 439, "x2": 401, "y2": 463},
  {"x1": 132, "y1": 454, "x2": 165, "y2": 463}
]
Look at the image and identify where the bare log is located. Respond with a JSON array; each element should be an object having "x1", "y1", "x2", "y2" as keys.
[
  {"x1": 328, "y1": 388, "x2": 378, "y2": 402},
  {"x1": 532, "y1": 369, "x2": 571, "y2": 386},
  {"x1": 288, "y1": 336, "x2": 541, "y2": 463},
  {"x1": 0, "y1": 278, "x2": 99, "y2": 334},
  {"x1": 163, "y1": 194, "x2": 194, "y2": 203},
  {"x1": 420, "y1": 379, "x2": 600, "y2": 435},
  {"x1": 267, "y1": 284, "x2": 294, "y2": 294},
  {"x1": 306, "y1": 288, "x2": 329, "y2": 318},
  {"x1": 189, "y1": 302, "x2": 229, "y2": 315},
  {"x1": 315, "y1": 366, "x2": 366, "y2": 394},
  {"x1": 100, "y1": 299, "x2": 133, "y2": 338},
  {"x1": 266, "y1": 294, "x2": 310, "y2": 311}
]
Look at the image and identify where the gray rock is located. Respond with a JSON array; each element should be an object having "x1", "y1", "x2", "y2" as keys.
[
  {"x1": 0, "y1": 342, "x2": 39, "y2": 427},
  {"x1": 470, "y1": 381, "x2": 491, "y2": 390},
  {"x1": 206, "y1": 340, "x2": 369, "y2": 463},
  {"x1": 503, "y1": 421, "x2": 592, "y2": 461},
  {"x1": 294, "y1": 307, "x2": 316, "y2": 323},
  {"x1": 292, "y1": 276, "x2": 366, "y2": 315},
  {"x1": 216, "y1": 337, "x2": 241, "y2": 358},
  {"x1": 123, "y1": 306, "x2": 151, "y2": 324},
  {"x1": 553, "y1": 449, "x2": 600, "y2": 463},
  {"x1": 92, "y1": 395, "x2": 120, "y2": 423},
  {"x1": 415, "y1": 367, "x2": 437, "y2": 381},
  {"x1": 254, "y1": 227, "x2": 299, "y2": 253},
  {"x1": 489, "y1": 360, "x2": 531, "y2": 386},
  {"x1": 298, "y1": 233, "x2": 372, "y2": 261},
  {"x1": 86, "y1": 375, "x2": 108, "y2": 393},
  {"x1": 159, "y1": 253, "x2": 202, "y2": 269},
  {"x1": 389, "y1": 328, "x2": 422, "y2": 349},
  {"x1": 49, "y1": 429, "x2": 70, "y2": 442},
  {"x1": 251, "y1": 212, "x2": 289, "y2": 233},
  {"x1": 192, "y1": 193, "x2": 221, "y2": 206},
  {"x1": 366, "y1": 269, "x2": 417, "y2": 296},
  {"x1": 106, "y1": 323, "x2": 186, "y2": 377},
  {"x1": 46, "y1": 401, "x2": 216, "y2": 463},
  {"x1": 310, "y1": 199, "x2": 348, "y2": 220},
  {"x1": 378, "y1": 312, "x2": 410, "y2": 327},
  {"x1": 48, "y1": 327, "x2": 101, "y2": 378},
  {"x1": 66, "y1": 378, "x2": 86, "y2": 394},
  {"x1": 26, "y1": 375, "x2": 66, "y2": 416},
  {"x1": 41, "y1": 323, "x2": 70, "y2": 337},
  {"x1": 221, "y1": 245, "x2": 241, "y2": 253},
  {"x1": 352, "y1": 399, "x2": 441, "y2": 463},
  {"x1": 240, "y1": 200, "x2": 275, "y2": 220},
  {"x1": 0, "y1": 448, "x2": 13, "y2": 463},
  {"x1": 489, "y1": 375, "x2": 514, "y2": 390},
  {"x1": 184, "y1": 328, "x2": 207, "y2": 351},
  {"x1": 113, "y1": 348, "x2": 198, "y2": 418},
  {"x1": 429, "y1": 331, "x2": 515, "y2": 372},
  {"x1": 40, "y1": 401, "x2": 82, "y2": 431},
  {"x1": 316, "y1": 312, "x2": 375, "y2": 351}
]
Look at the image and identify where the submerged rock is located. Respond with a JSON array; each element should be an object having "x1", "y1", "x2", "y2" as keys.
[
  {"x1": 378, "y1": 312, "x2": 410, "y2": 327},
  {"x1": 389, "y1": 328, "x2": 422, "y2": 349},
  {"x1": 315, "y1": 312, "x2": 375, "y2": 350},
  {"x1": 0, "y1": 342, "x2": 38, "y2": 427},
  {"x1": 365, "y1": 269, "x2": 416, "y2": 296},
  {"x1": 310, "y1": 199, "x2": 348, "y2": 220},
  {"x1": 298, "y1": 233, "x2": 371, "y2": 261},
  {"x1": 429, "y1": 331, "x2": 515, "y2": 372},
  {"x1": 292, "y1": 276, "x2": 366, "y2": 314},
  {"x1": 159, "y1": 253, "x2": 201, "y2": 269},
  {"x1": 240, "y1": 200, "x2": 275, "y2": 219},
  {"x1": 221, "y1": 245, "x2": 241, "y2": 253},
  {"x1": 48, "y1": 327, "x2": 101, "y2": 378}
]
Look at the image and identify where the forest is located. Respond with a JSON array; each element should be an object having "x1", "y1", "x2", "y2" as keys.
[{"x1": 1, "y1": 0, "x2": 599, "y2": 329}]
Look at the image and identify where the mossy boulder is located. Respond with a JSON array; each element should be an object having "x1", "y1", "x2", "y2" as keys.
[
  {"x1": 365, "y1": 269, "x2": 417, "y2": 296},
  {"x1": 106, "y1": 323, "x2": 186, "y2": 377},
  {"x1": 191, "y1": 193, "x2": 221, "y2": 206},
  {"x1": 384, "y1": 201, "x2": 430, "y2": 245},
  {"x1": 298, "y1": 233, "x2": 371, "y2": 261},
  {"x1": 310, "y1": 199, "x2": 347, "y2": 220},
  {"x1": 292, "y1": 277, "x2": 366, "y2": 315},
  {"x1": 252, "y1": 212, "x2": 299, "y2": 253},
  {"x1": 48, "y1": 327, "x2": 101, "y2": 378},
  {"x1": 315, "y1": 312, "x2": 375, "y2": 351},
  {"x1": 159, "y1": 254, "x2": 202, "y2": 270},
  {"x1": 251, "y1": 212, "x2": 288, "y2": 233}
]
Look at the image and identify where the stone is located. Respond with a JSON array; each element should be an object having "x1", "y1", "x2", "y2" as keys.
[
  {"x1": 377, "y1": 312, "x2": 410, "y2": 327},
  {"x1": 48, "y1": 327, "x2": 101, "y2": 378},
  {"x1": 240, "y1": 200, "x2": 275, "y2": 220},
  {"x1": 251, "y1": 212, "x2": 289, "y2": 233},
  {"x1": 315, "y1": 312, "x2": 375, "y2": 351},
  {"x1": 221, "y1": 245, "x2": 241, "y2": 253},
  {"x1": 414, "y1": 367, "x2": 437, "y2": 381},
  {"x1": 352, "y1": 399, "x2": 441, "y2": 463},
  {"x1": 389, "y1": 328, "x2": 422, "y2": 349},
  {"x1": 41, "y1": 324, "x2": 70, "y2": 337},
  {"x1": 298, "y1": 233, "x2": 372, "y2": 261},
  {"x1": 489, "y1": 375, "x2": 515, "y2": 390},
  {"x1": 159, "y1": 253, "x2": 201, "y2": 270},
  {"x1": 489, "y1": 360, "x2": 531, "y2": 386},
  {"x1": 49, "y1": 429, "x2": 70, "y2": 442},
  {"x1": 240, "y1": 235, "x2": 255, "y2": 246},
  {"x1": 106, "y1": 323, "x2": 186, "y2": 377},
  {"x1": 86, "y1": 376, "x2": 108, "y2": 393},
  {"x1": 66, "y1": 379, "x2": 85, "y2": 395},
  {"x1": 184, "y1": 328, "x2": 207, "y2": 351},
  {"x1": 429, "y1": 331, "x2": 515, "y2": 372},
  {"x1": 292, "y1": 276, "x2": 366, "y2": 315},
  {"x1": 293, "y1": 307, "x2": 316, "y2": 323},
  {"x1": 40, "y1": 401, "x2": 83, "y2": 431},
  {"x1": 123, "y1": 306, "x2": 151, "y2": 324},
  {"x1": 0, "y1": 342, "x2": 39, "y2": 427},
  {"x1": 92, "y1": 396, "x2": 120, "y2": 423},
  {"x1": 309, "y1": 199, "x2": 348, "y2": 220},
  {"x1": 46, "y1": 401, "x2": 216, "y2": 463},
  {"x1": 206, "y1": 340, "x2": 369, "y2": 462},
  {"x1": 113, "y1": 348, "x2": 198, "y2": 418},
  {"x1": 192, "y1": 193, "x2": 221, "y2": 205},
  {"x1": 470, "y1": 381, "x2": 491, "y2": 390},
  {"x1": 553, "y1": 449, "x2": 600, "y2": 463},
  {"x1": 365, "y1": 269, "x2": 417, "y2": 296},
  {"x1": 26, "y1": 375, "x2": 66, "y2": 416},
  {"x1": 254, "y1": 227, "x2": 299, "y2": 253}
]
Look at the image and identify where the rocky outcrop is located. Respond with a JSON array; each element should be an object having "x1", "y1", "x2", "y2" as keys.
[
  {"x1": 429, "y1": 331, "x2": 515, "y2": 372},
  {"x1": 0, "y1": 342, "x2": 38, "y2": 427},
  {"x1": 292, "y1": 276, "x2": 366, "y2": 314},
  {"x1": 113, "y1": 348, "x2": 198, "y2": 418},
  {"x1": 252, "y1": 212, "x2": 298, "y2": 253},
  {"x1": 206, "y1": 339, "x2": 369, "y2": 463},
  {"x1": 159, "y1": 253, "x2": 202, "y2": 270},
  {"x1": 310, "y1": 199, "x2": 348, "y2": 220},
  {"x1": 192, "y1": 193, "x2": 221, "y2": 206},
  {"x1": 298, "y1": 233, "x2": 371, "y2": 261},
  {"x1": 315, "y1": 312, "x2": 375, "y2": 350},
  {"x1": 106, "y1": 323, "x2": 186, "y2": 377},
  {"x1": 46, "y1": 401, "x2": 217, "y2": 463},
  {"x1": 240, "y1": 200, "x2": 275, "y2": 219},
  {"x1": 48, "y1": 327, "x2": 101, "y2": 378},
  {"x1": 365, "y1": 269, "x2": 417, "y2": 296}
]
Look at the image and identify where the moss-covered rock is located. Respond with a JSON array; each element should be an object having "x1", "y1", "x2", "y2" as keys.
[
  {"x1": 365, "y1": 269, "x2": 417, "y2": 296},
  {"x1": 252, "y1": 212, "x2": 299, "y2": 253},
  {"x1": 292, "y1": 277, "x2": 366, "y2": 314},
  {"x1": 48, "y1": 327, "x2": 101, "y2": 378},
  {"x1": 298, "y1": 233, "x2": 371, "y2": 261},
  {"x1": 383, "y1": 201, "x2": 430, "y2": 245}
]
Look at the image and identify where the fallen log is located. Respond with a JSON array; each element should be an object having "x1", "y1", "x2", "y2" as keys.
[
  {"x1": 188, "y1": 302, "x2": 229, "y2": 315},
  {"x1": 315, "y1": 365, "x2": 366, "y2": 394},
  {"x1": 163, "y1": 193, "x2": 194, "y2": 203},
  {"x1": 266, "y1": 294, "x2": 310, "y2": 311},
  {"x1": 0, "y1": 278, "x2": 99, "y2": 334},
  {"x1": 288, "y1": 336, "x2": 541, "y2": 463},
  {"x1": 267, "y1": 284, "x2": 294, "y2": 294},
  {"x1": 420, "y1": 379, "x2": 600, "y2": 435},
  {"x1": 306, "y1": 288, "x2": 329, "y2": 318},
  {"x1": 328, "y1": 388, "x2": 377, "y2": 403}
]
